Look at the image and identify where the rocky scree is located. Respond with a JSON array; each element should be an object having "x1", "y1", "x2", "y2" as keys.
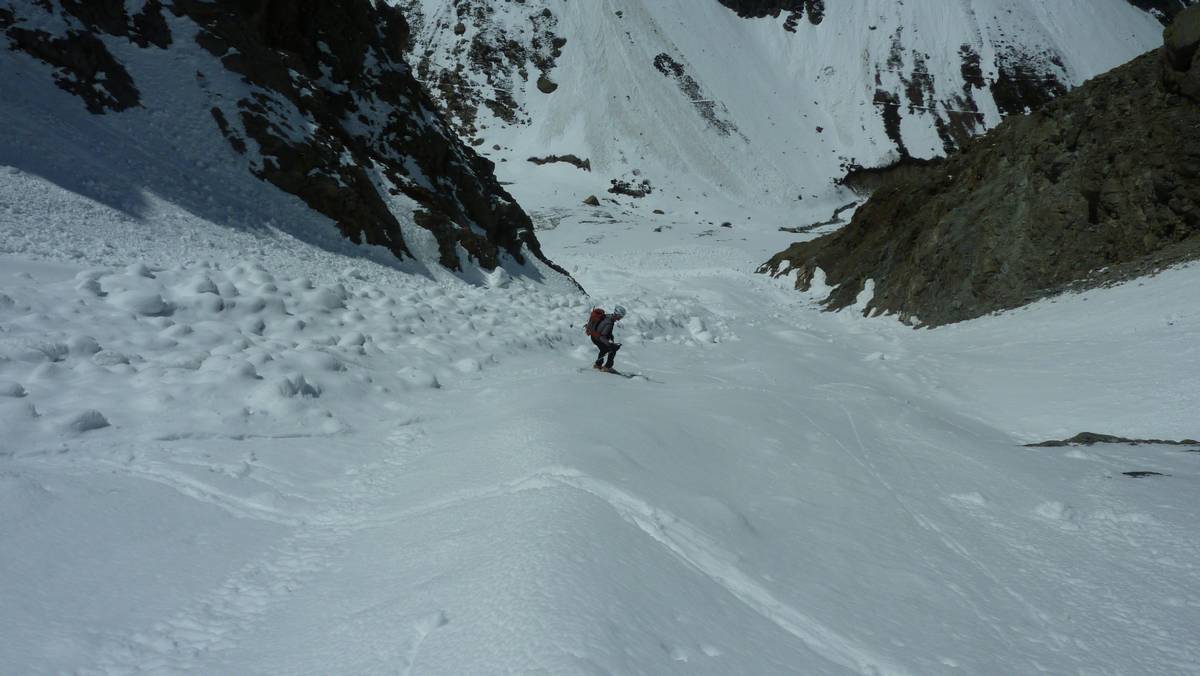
[
  {"x1": 2, "y1": 0, "x2": 570, "y2": 279},
  {"x1": 400, "y1": 0, "x2": 567, "y2": 141},
  {"x1": 761, "y1": 8, "x2": 1200, "y2": 327}
]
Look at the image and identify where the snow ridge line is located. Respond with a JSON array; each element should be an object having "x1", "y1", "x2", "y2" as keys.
[{"x1": 20, "y1": 456, "x2": 318, "y2": 527}]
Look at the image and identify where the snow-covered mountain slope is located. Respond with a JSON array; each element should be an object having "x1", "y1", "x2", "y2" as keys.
[
  {"x1": 398, "y1": 0, "x2": 1171, "y2": 219},
  {"x1": 2, "y1": 2, "x2": 1198, "y2": 673},
  {"x1": 0, "y1": 0, "x2": 571, "y2": 282},
  {"x1": 2, "y1": 202, "x2": 1198, "y2": 673}
]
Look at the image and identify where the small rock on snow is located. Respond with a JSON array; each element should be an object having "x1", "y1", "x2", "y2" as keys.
[{"x1": 65, "y1": 409, "x2": 110, "y2": 433}]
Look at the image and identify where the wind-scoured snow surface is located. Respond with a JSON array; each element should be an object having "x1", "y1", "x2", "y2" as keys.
[
  {"x1": 3, "y1": 169, "x2": 1199, "y2": 673},
  {"x1": 402, "y1": 0, "x2": 1167, "y2": 221}
]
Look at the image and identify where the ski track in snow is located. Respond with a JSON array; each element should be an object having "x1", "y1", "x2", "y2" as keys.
[
  {"x1": 81, "y1": 422, "x2": 426, "y2": 673},
  {"x1": 534, "y1": 467, "x2": 913, "y2": 676}
]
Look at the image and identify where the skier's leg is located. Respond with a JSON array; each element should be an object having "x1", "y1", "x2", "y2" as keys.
[
  {"x1": 604, "y1": 343, "x2": 620, "y2": 369},
  {"x1": 592, "y1": 339, "x2": 605, "y2": 368}
]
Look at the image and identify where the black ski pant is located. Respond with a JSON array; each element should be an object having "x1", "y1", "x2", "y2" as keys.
[{"x1": 592, "y1": 338, "x2": 619, "y2": 367}]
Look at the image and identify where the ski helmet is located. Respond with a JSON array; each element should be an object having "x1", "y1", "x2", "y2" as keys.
[{"x1": 613, "y1": 305, "x2": 627, "y2": 318}]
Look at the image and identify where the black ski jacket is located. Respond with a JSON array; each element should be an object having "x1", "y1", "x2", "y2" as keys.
[{"x1": 592, "y1": 314, "x2": 618, "y2": 347}]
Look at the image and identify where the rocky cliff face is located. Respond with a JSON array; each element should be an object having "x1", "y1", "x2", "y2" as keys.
[
  {"x1": 0, "y1": 0, "x2": 569, "y2": 278},
  {"x1": 761, "y1": 7, "x2": 1200, "y2": 327}
]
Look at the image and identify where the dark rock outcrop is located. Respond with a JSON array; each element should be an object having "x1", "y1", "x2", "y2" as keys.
[
  {"x1": 716, "y1": 0, "x2": 825, "y2": 26},
  {"x1": 528, "y1": 155, "x2": 592, "y2": 172},
  {"x1": 1128, "y1": 0, "x2": 1200, "y2": 24},
  {"x1": 609, "y1": 178, "x2": 653, "y2": 199},
  {"x1": 2, "y1": 0, "x2": 571, "y2": 279},
  {"x1": 1026, "y1": 433, "x2": 1199, "y2": 447},
  {"x1": 1163, "y1": 4, "x2": 1200, "y2": 99},
  {"x1": 761, "y1": 8, "x2": 1200, "y2": 327}
]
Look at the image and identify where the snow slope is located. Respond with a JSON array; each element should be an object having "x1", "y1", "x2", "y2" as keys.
[
  {"x1": 2, "y1": 185, "x2": 1198, "y2": 673},
  {"x1": 401, "y1": 0, "x2": 1168, "y2": 220},
  {"x1": 2, "y1": 2, "x2": 1198, "y2": 672}
]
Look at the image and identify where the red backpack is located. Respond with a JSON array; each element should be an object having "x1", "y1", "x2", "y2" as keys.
[{"x1": 584, "y1": 308, "x2": 606, "y2": 336}]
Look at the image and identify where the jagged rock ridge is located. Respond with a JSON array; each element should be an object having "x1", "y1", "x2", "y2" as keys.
[
  {"x1": 0, "y1": 0, "x2": 569, "y2": 278},
  {"x1": 760, "y1": 7, "x2": 1200, "y2": 327}
]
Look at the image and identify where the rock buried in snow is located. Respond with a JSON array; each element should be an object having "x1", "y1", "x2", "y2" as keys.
[
  {"x1": 583, "y1": 195, "x2": 601, "y2": 207},
  {"x1": 1026, "y1": 432, "x2": 1200, "y2": 447},
  {"x1": 0, "y1": 382, "x2": 28, "y2": 398},
  {"x1": 65, "y1": 409, "x2": 110, "y2": 433},
  {"x1": 1123, "y1": 471, "x2": 1168, "y2": 478}
]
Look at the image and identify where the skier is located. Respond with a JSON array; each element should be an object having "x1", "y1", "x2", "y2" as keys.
[{"x1": 585, "y1": 305, "x2": 626, "y2": 372}]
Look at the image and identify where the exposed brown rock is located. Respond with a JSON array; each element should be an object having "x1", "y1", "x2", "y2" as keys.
[
  {"x1": 761, "y1": 17, "x2": 1200, "y2": 327},
  {"x1": 172, "y1": 0, "x2": 565, "y2": 275},
  {"x1": 1026, "y1": 432, "x2": 1200, "y2": 447},
  {"x1": 1163, "y1": 4, "x2": 1200, "y2": 100},
  {"x1": 528, "y1": 155, "x2": 591, "y2": 171},
  {"x1": 536, "y1": 74, "x2": 558, "y2": 94}
]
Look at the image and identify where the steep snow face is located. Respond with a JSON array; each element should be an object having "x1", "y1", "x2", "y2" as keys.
[
  {"x1": 398, "y1": 0, "x2": 1167, "y2": 219},
  {"x1": 0, "y1": 0, "x2": 571, "y2": 281}
]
